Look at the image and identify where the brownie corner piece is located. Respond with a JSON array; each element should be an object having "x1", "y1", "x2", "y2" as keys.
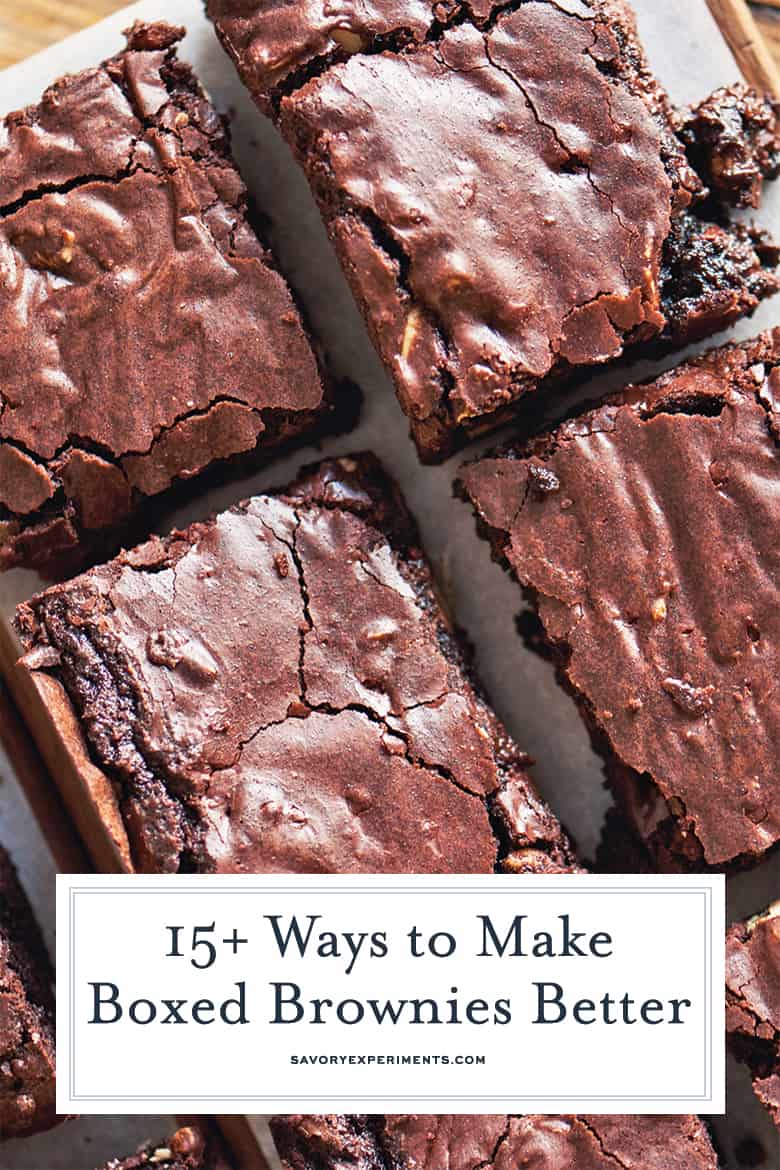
[
  {"x1": 16, "y1": 452, "x2": 576, "y2": 877},
  {"x1": 208, "y1": 0, "x2": 779, "y2": 460},
  {"x1": 0, "y1": 843, "x2": 56, "y2": 1140},
  {"x1": 458, "y1": 328, "x2": 780, "y2": 872},
  {"x1": 270, "y1": 1115, "x2": 721, "y2": 1170},
  {"x1": 726, "y1": 902, "x2": 780, "y2": 1128},
  {"x1": 0, "y1": 22, "x2": 343, "y2": 576},
  {"x1": 95, "y1": 1124, "x2": 235, "y2": 1169}
]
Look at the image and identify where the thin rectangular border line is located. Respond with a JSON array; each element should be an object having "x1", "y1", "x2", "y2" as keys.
[{"x1": 65, "y1": 883, "x2": 717, "y2": 1105}]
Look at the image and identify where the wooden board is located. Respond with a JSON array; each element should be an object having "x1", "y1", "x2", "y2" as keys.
[
  {"x1": 753, "y1": 3, "x2": 780, "y2": 74},
  {"x1": 0, "y1": 621, "x2": 133, "y2": 874},
  {"x1": 0, "y1": 680, "x2": 90, "y2": 873},
  {"x1": 0, "y1": 1, "x2": 127, "y2": 69},
  {"x1": 706, "y1": 0, "x2": 780, "y2": 93},
  {"x1": 214, "y1": 1117, "x2": 274, "y2": 1170}
]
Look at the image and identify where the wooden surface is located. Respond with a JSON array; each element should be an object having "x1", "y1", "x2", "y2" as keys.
[
  {"x1": 753, "y1": 3, "x2": 780, "y2": 69},
  {"x1": 0, "y1": 0, "x2": 780, "y2": 72},
  {"x1": 0, "y1": 1, "x2": 127, "y2": 68},
  {"x1": 706, "y1": 0, "x2": 780, "y2": 93}
]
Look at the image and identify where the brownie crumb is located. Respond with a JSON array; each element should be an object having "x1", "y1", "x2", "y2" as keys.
[{"x1": 680, "y1": 83, "x2": 780, "y2": 209}]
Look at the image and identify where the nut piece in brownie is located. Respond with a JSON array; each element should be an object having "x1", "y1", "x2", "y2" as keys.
[
  {"x1": 271, "y1": 1114, "x2": 720, "y2": 1170},
  {"x1": 0, "y1": 23, "x2": 344, "y2": 576},
  {"x1": 0, "y1": 843, "x2": 56, "y2": 1139},
  {"x1": 207, "y1": 0, "x2": 780, "y2": 460},
  {"x1": 16, "y1": 454, "x2": 576, "y2": 876},
  {"x1": 458, "y1": 329, "x2": 780, "y2": 872},
  {"x1": 726, "y1": 903, "x2": 780, "y2": 1128},
  {"x1": 97, "y1": 1124, "x2": 234, "y2": 1169}
]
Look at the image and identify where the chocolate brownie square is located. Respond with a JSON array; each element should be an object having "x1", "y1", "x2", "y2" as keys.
[
  {"x1": 97, "y1": 1124, "x2": 235, "y2": 1169},
  {"x1": 16, "y1": 454, "x2": 576, "y2": 876},
  {"x1": 207, "y1": 0, "x2": 780, "y2": 460},
  {"x1": 726, "y1": 903, "x2": 780, "y2": 1128},
  {"x1": 271, "y1": 1114, "x2": 721, "y2": 1170},
  {"x1": 0, "y1": 22, "x2": 348, "y2": 575},
  {"x1": 459, "y1": 329, "x2": 780, "y2": 871},
  {"x1": 0, "y1": 843, "x2": 56, "y2": 1139}
]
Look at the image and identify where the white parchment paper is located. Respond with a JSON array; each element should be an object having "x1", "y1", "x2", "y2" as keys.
[{"x1": 0, "y1": 0, "x2": 779, "y2": 1165}]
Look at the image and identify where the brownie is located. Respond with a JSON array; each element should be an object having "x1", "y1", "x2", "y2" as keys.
[
  {"x1": 0, "y1": 22, "x2": 345, "y2": 576},
  {"x1": 680, "y1": 83, "x2": 780, "y2": 209},
  {"x1": 458, "y1": 329, "x2": 780, "y2": 872},
  {"x1": 16, "y1": 454, "x2": 576, "y2": 876},
  {"x1": 270, "y1": 1114, "x2": 720, "y2": 1170},
  {"x1": 207, "y1": 0, "x2": 780, "y2": 461},
  {"x1": 0, "y1": 843, "x2": 56, "y2": 1139},
  {"x1": 97, "y1": 1124, "x2": 235, "y2": 1169},
  {"x1": 726, "y1": 903, "x2": 780, "y2": 1128}
]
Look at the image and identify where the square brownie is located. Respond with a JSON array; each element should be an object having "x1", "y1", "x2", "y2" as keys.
[
  {"x1": 0, "y1": 22, "x2": 347, "y2": 575},
  {"x1": 726, "y1": 903, "x2": 780, "y2": 1128},
  {"x1": 96, "y1": 1124, "x2": 236, "y2": 1169},
  {"x1": 16, "y1": 454, "x2": 576, "y2": 876},
  {"x1": 270, "y1": 1114, "x2": 720, "y2": 1170},
  {"x1": 207, "y1": 0, "x2": 780, "y2": 460},
  {"x1": 458, "y1": 329, "x2": 780, "y2": 872},
  {"x1": 0, "y1": 843, "x2": 56, "y2": 1139}
]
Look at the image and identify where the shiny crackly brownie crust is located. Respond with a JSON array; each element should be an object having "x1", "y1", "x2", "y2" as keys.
[
  {"x1": 0, "y1": 21, "x2": 349, "y2": 577},
  {"x1": 458, "y1": 329, "x2": 780, "y2": 872},
  {"x1": 270, "y1": 1114, "x2": 720, "y2": 1170},
  {"x1": 16, "y1": 453, "x2": 577, "y2": 877},
  {"x1": 0, "y1": 844, "x2": 56, "y2": 1140},
  {"x1": 96, "y1": 1124, "x2": 235, "y2": 1169},
  {"x1": 207, "y1": 0, "x2": 780, "y2": 460},
  {"x1": 726, "y1": 904, "x2": 780, "y2": 1128}
]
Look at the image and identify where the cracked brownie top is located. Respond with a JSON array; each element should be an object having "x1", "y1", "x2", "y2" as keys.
[
  {"x1": 726, "y1": 903, "x2": 780, "y2": 1127},
  {"x1": 0, "y1": 843, "x2": 56, "y2": 1140},
  {"x1": 0, "y1": 22, "x2": 331, "y2": 574},
  {"x1": 16, "y1": 454, "x2": 576, "y2": 876},
  {"x1": 458, "y1": 329, "x2": 780, "y2": 870},
  {"x1": 208, "y1": 0, "x2": 780, "y2": 460},
  {"x1": 270, "y1": 1114, "x2": 720, "y2": 1170}
]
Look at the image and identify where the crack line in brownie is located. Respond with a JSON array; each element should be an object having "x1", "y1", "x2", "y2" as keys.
[
  {"x1": 329, "y1": 6, "x2": 649, "y2": 361},
  {"x1": 476, "y1": 25, "x2": 647, "y2": 306},
  {"x1": 275, "y1": 0, "x2": 679, "y2": 438},
  {"x1": 460, "y1": 334, "x2": 780, "y2": 869},
  {"x1": 340, "y1": 199, "x2": 457, "y2": 409},
  {"x1": 0, "y1": 27, "x2": 333, "y2": 572},
  {"x1": 0, "y1": 165, "x2": 138, "y2": 221},
  {"x1": 270, "y1": 0, "x2": 599, "y2": 106},
  {"x1": 0, "y1": 395, "x2": 306, "y2": 543},
  {"x1": 576, "y1": 1121, "x2": 632, "y2": 1170},
  {"x1": 470, "y1": 1115, "x2": 515, "y2": 1170},
  {"x1": 27, "y1": 495, "x2": 545, "y2": 872}
]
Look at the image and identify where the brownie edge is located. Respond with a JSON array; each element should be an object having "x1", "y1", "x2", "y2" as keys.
[
  {"x1": 207, "y1": 0, "x2": 780, "y2": 460},
  {"x1": 726, "y1": 903, "x2": 780, "y2": 1128},
  {"x1": 16, "y1": 453, "x2": 578, "y2": 878},
  {"x1": 0, "y1": 22, "x2": 343, "y2": 576},
  {"x1": 0, "y1": 844, "x2": 57, "y2": 1140},
  {"x1": 270, "y1": 1114, "x2": 721, "y2": 1170},
  {"x1": 458, "y1": 329, "x2": 780, "y2": 872}
]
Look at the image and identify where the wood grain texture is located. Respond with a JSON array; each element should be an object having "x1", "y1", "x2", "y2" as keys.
[
  {"x1": 751, "y1": 3, "x2": 780, "y2": 74},
  {"x1": 708, "y1": 0, "x2": 780, "y2": 94},
  {"x1": 0, "y1": 0, "x2": 126, "y2": 69}
]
